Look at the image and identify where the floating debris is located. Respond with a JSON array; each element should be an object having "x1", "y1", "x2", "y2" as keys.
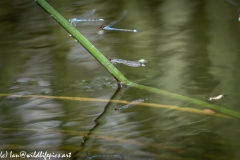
[
  {"x1": 70, "y1": 77, "x2": 117, "y2": 91},
  {"x1": 203, "y1": 94, "x2": 226, "y2": 101}
]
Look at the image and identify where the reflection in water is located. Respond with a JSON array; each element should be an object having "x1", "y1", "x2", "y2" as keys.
[
  {"x1": 108, "y1": 57, "x2": 147, "y2": 67},
  {"x1": 73, "y1": 86, "x2": 128, "y2": 159},
  {"x1": 115, "y1": 98, "x2": 148, "y2": 110},
  {"x1": 0, "y1": 0, "x2": 240, "y2": 160}
]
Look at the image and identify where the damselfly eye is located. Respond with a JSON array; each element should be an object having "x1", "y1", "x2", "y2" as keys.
[{"x1": 108, "y1": 57, "x2": 112, "y2": 61}]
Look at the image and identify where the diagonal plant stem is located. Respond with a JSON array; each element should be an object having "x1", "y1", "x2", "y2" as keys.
[
  {"x1": 131, "y1": 83, "x2": 240, "y2": 119},
  {"x1": 34, "y1": 0, "x2": 240, "y2": 119}
]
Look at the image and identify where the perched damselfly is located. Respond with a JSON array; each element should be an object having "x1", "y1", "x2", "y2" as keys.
[
  {"x1": 69, "y1": 8, "x2": 104, "y2": 27},
  {"x1": 99, "y1": 10, "x2": 137, "y2": 34}
]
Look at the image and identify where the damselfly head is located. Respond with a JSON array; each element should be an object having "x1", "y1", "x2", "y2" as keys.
[
  {"x1": 108, "y1": 57, "x2": 112, "y2": 61},
  {"x1": 100, "y1": 25, "x2": 104, "y2": 29}
]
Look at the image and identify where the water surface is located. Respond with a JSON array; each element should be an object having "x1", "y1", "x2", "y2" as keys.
[{"x1": 0, "y1": 0, "x2": 240, "y2": 159}]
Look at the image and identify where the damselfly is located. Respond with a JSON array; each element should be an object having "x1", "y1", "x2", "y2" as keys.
[
  {"x1": 108, "y1": 57, "x2": 147, "y2": 67},
  {"x1": 69, "y1": 8, "x2": 104, "y2": 27},
  {"x1": 99, "y1": 10, "x2": 137, "y2": 33},
  {"x1": 115, "y1": 98, "x2": 148, "y2": 110}
]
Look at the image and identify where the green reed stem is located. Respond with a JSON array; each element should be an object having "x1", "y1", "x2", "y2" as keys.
[{"x1": 34, "y1": 0, "x2": 240, "y2": 119}]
